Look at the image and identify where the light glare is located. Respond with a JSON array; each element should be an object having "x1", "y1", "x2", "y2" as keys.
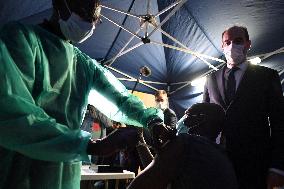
[
  {"x1": 191, "y1": 77, "x2": 206, "y2": 87},
  {"x1": 88, "y1": 90, "x2": 119, "y2": 117},
  {"x1": 249, "y1": 57, "x2": 262, "y2": 65}
]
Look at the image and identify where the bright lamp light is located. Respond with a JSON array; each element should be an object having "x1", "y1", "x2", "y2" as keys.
[
  {"x1": 249, "y1": 57, "x2": 262, "y2": 65},
  {"x1": 191, "y1": 77, "x2": 207, "y2": 87}
]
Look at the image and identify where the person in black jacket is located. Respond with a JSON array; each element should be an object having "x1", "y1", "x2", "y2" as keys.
[
  {"x1": 128, "y1": 103, "x2": 238, "y2": 189},
  {"x1": 154, "y1": 90, "x2": 177, "y2": 129},
  {"x1": 203, "y1": 25, "x2": 284, "y2": 189}
]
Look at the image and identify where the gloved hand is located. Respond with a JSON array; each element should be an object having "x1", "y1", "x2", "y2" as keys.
[
  {"x1": 147, "y1": 118, "x2": 176, "y2": 150},
  {"x1": 87, "y1": 127, "x2": 140, "y2": 156}
]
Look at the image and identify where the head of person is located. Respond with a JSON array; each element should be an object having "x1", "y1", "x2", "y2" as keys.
[
  {"x1": 154, "y1": 90, "x2": 169, "y2": 111},
  {"x1": 52, "y1": 0, "x2": 101, "y2": 43},
  {"x1": 87, "y1": 104, "x2": 97, "y2": 118},
  {"x1": 184, "y1": 103, "x2": 225, "y2": 141},
  {"x1": 222, "y1": 25, "x2": 251, "y2": 68}
]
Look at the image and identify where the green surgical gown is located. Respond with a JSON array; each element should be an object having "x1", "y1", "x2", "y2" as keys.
[{"x1": 0, "y1": 22, "x2": 162, "y2": 189}]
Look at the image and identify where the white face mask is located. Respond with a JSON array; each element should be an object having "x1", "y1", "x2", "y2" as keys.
[
  {"x1": 59, "y1": 13, "x2": 95, "y2": 43},
  {"x1": 223, "y1": 43, "x2": 246, "y2": 67},
  {"x1": 58, "y1": 0, "x2": 95, "y2": 43},
  {"x1": 155, "y1": 101, "x2": 168, "y2": 111}
]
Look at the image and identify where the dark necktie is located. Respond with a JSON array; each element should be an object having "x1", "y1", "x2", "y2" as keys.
[{"x1": 225, "y1": 67, "x2": 239, "y2": 104}]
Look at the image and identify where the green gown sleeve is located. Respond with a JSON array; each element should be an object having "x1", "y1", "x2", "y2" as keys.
[
  {"x1": 76, "y1": 50, "x2": 164, "y2": 128},
  {"x1": 0, "y1": 22, "x2": 90, "y2": 162}
]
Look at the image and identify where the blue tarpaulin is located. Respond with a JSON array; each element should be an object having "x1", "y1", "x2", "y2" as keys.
[{"x1": 1, "y1": 0, "x2": 283, "y2": 117}]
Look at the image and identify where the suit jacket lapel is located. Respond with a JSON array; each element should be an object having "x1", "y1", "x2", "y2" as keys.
[
  {"x1": 215, "y1": 66, "x2": 227, "y2": 107},
  {"x1": 233, "y1": 63, "x2": 254, "y2": 103}
]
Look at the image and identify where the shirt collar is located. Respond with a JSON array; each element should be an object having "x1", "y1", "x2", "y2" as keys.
[{"x1": 226, "y1": 61, "x2": 249, "y2": 73}]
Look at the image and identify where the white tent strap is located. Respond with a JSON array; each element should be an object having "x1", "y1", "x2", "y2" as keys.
[
  {"x1": 151, "y1": 40, "x2": 225, "y2": 63},
  {"x1": 155, "y1": 0, "x2": 183, "y2": 17},
  {"x1": 118, "y1": 78, "x2": 168, "y2": 85},
  {"x1": 279, "y1": 68, "x2": 284, "y2": 76},
  {"x1": 169, "y1": 82, "x2": 191, "y2": 95},
  {"x1": 138, "y1": 81, "x2": 159, "y2": 91},
  {"x1": 101, "y1": 5, "x2": 140, "y2": 19},
  {"x1": 171, "y1": 62, "x2": 225, "y2": 86},
  {"x1": 107, "y1": 66, "x2": 136, "y2": 80},
  {"x1": 147, "y1": 0, "x2": 151, "y2": 14},
  {"x1": 105, "y1": 24, "x2": 145, "y2": 66},
  {"x1": 248, "y1": 46, "x2": 284, "y2": 60},
  {"x1": 101, "y1": 14, "x2": 142, "y2": 40},
  {"x1": 148, "y1": 0, "x2": 187, "y2": 38},
  {"x1": 155, "y1": 26, "x2": 218, "y2": 70},
  {"x1": 169, "y1": 62, "x2": 225, "y2": 95},
  {"x1": 279, "y1": 68, "x2": 284, "y2": 92},
  {"x1": 107, "y1": 66, "x2": 159, "y2": 91},
  {"x1": 107, "y1": 42, "x2": 144, "y2": 66}
]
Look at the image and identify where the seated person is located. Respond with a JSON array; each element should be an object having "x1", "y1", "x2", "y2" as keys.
[
  {"x1": 127, "y1": 103, "x2": 238, "y2": 189},
  {"x1": 81, "y1": 104, "x2": 113, "y2": 164},
  {"x1": 81, "y1": 104, "x2": 112, "y2": 140},
  {"x1": 94, "y1": 122, "x2": 140, "y2": 189}
]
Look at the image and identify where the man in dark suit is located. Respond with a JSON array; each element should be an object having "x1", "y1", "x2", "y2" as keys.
[{"x1": 203, "y1": 25, "x2": 284, "y2": 189}]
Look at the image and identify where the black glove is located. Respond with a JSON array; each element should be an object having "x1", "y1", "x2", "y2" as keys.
[
  {"x1": 86, "y1": 127, "x2": 140, "y2": 156},
  {"x1": 147, "y1": 118, "x2": 176, "y2": 150}
]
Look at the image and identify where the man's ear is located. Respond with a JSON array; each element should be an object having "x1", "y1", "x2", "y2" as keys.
[
  {"x1": 245, "y1": 40, "x2": 251, "y2": 50},
  {"x1": 221, "y1": 43, "x2": 224, "y2": 51}
]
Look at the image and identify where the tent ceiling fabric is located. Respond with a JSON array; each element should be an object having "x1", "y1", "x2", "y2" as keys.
[
  {"x1": 0, "y1": 0, "x2": 51, "y2": 24},
  {"x1": 0, "y1": 0, "x2": 283, "y2": 118},
  {"x1": 186, "y1": 0, "x2": 284, "y2": 55}
]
